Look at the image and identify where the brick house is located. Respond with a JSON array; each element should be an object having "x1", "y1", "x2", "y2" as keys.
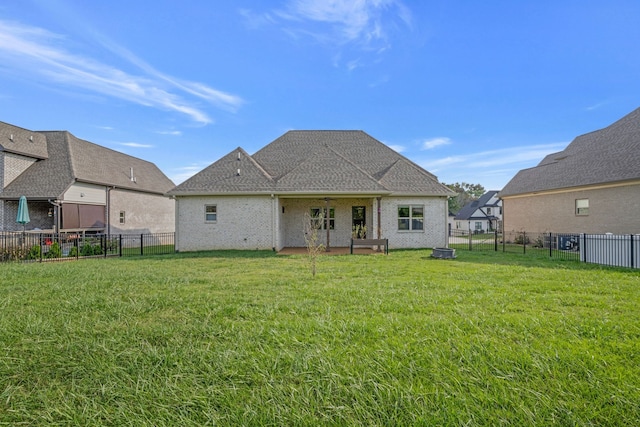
[
  {"x1": 169, "y1": 130, "x2": 454, "y2": 251},
  {"x1": 500, "y1": 107, "x2": 640, "y2": 233},
  {"x1": 0, "y1": 121, "x2": 175, "y2": 234}
]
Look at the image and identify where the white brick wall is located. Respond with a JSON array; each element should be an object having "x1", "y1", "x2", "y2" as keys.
[
  {"x1": 380, "y1": 196, "x2": 448, "y2": 249},
  {"x1": 176, "y1": 195, "x2": 275, "y2": 251},
  {"x1": 176, "y1": 195, "x2": 449, "y2": 251}
]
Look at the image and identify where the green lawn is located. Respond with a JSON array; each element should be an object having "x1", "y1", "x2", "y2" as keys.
[{"x1": 1, "y1": 250, "x2": 639, "y2": 425}]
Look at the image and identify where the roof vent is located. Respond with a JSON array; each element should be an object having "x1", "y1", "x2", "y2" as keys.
[
  {"x1": 29, "y1": 135, "x2": 33, "y2": 142},
  {"x1": 9, "y1": 134, "x2": 13, "y2": 141},
  {"x1": 130, "y1": 167, "x2": 137, "y2": 183},
  {"x1": 237, "y1": 151, "x2": 241, "y2": 161},
  {"x1": 237, "y1": 168, "x2": 241, "y2": 176}
]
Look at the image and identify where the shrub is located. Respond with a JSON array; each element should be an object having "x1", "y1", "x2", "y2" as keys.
[
  {"x1": 80, "y1": 244, "x2": 103, "y2": 256},
  {"x1": 27, "y1": 245, "x2": 41, "y2": 260},
  {"x1": 68, "y1": 246, "x2": 78, "y2": 258},
  {"x1": 45, "y1": 242, "x2": 62, "y2": 259}
]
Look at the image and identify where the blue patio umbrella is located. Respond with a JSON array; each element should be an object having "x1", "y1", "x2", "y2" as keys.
[{"x1": 16, "y1": 195, "x2": 30, "y2": 230}]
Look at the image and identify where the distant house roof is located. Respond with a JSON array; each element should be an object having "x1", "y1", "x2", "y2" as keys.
[
  {"x1": 169, "y1": 130, "x2": 454, "y2": 197},
  {"x1": 454, "y1": 190, "x2": 500, "y2": 220},
  {"x1": 500, "y1": 107, "x2": 640, "y2": 197},
  {"x1": 1, "y1": 127, "x2": 174, "y2": 200}
]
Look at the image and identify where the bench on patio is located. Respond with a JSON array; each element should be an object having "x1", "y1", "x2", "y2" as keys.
[{"x1": 350, "y1": 238, "x2": 389, "y2": 254}]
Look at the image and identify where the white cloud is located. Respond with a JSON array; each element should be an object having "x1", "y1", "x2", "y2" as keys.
[
  {"x1": 119, "y1": 142, "x2": 154, "y2": 148},
  {"x1": 421, "y1": 143, "x2": 567, "y2": 170},
  {"x1": 421, "y1": 137, "x2": 452, "y2": 150},
  {"x1": 170, "y1": 163, "x2": 210, "y2": 184},
  {"x1": 243, "y1": 0, "x2": 412, "y2": 69},
  {"x1": 0, "y1": 19, "x2": 243, "y2": 124},
  {"x1": 156, "y1": 130, "x2": 182, "y2": 136},
  {"x1": 420, "y1": 142, "x2": 568, "y2": 190}
]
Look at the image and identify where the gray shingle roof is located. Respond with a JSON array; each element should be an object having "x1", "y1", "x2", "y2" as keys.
[
  {"x1": 0, "y1": 121, "x2": 48, "y2": 159},
  {"x1": 170, "y1": 130, "x2": 453, "y2": 197},
  {"x1": 1, "y1": 129, "x2": 174, "y2": 199},
  {"x1": 500, "y1": 107, "x2": 640, "y2": 197}
]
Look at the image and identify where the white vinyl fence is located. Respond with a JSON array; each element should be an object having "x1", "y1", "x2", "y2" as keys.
[{"x1": 580, "y1": 234, "x2": 640, "y2": 269}]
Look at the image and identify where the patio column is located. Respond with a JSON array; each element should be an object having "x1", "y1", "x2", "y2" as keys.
[
  {"x1": 377, "y1": 197, "x2": 381, "y2": 239},
  {"x1": 325, "y1": 197, "x2": 330, "y2": 252}
]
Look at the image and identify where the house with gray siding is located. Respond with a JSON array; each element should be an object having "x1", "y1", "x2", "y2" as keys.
[
  {"x1": 453, "y1": 191, "x2": 502, "y2": 234},
  {"x1": 169, "y1": 130, "x2": 454, "y2": 252},
  {"x1": 0, "y1": 121, "x2": 175, "y2": 234},
  {"x1": 500, "y1": 107, "x2": 640, "y2": 233}
]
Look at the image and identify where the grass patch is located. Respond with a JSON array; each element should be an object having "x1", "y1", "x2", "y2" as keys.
[{"x1": 1, "y1": 250, "x2": 639, "y2": 425}]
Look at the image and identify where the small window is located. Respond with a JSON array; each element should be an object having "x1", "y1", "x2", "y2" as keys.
[
  {"x1": 398, "y1": 205, "x2": 424, "y2": 231},
  {"x1": 119, "y1": 211, "x2": 125, "y2": 224},
  {"x1": 576, "y1": 199, "x2": 589, "y2": 216},
  {"x1": 486, "y1": 207, "x2": 492, "y2": 215},
  {"x1": 475, "y1": 221, "x2": 482, "y2": 230},
  {"x1": 205, "y1": 205, "x2": 217, "y2": 222},
  {"x1": 311, "y1": 207, "x2": 334, "y2": 230}
]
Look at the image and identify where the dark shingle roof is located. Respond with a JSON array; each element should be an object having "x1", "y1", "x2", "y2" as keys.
[
  {"x1": 2, "y1": 130, "x2": 174, "y2": 199},
  {"x1": 454, "y1": 191, "x2": 499, "y2": 220},
  {"x1": 501, "y1": 107, "x2": 640, "y2": 197},
  {"x1": 170, "y1": 130, "x2": 453, "y2": 197}
]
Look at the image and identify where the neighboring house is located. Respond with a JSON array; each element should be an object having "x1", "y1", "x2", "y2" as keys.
[
  {"x1": 0, "y1": 121, "x2": 175, "y2": 234},
  {"x1": 169, "y1": 130, "x2": 454, "y2": 251},
  {"x1": 500, "y1": 107, "x2": 640, "y2": 233},
  {"x1": 453, "y1": 191, "x2": 502, "y2": 234}
]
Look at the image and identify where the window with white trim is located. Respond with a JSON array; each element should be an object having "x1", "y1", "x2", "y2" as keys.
[
  {"x1": 576, "y1": 199, "x2": 589, "y2": 216},
  {"x1": 398, "y1": 205, "x2": 424, "y2": 231},
  {"x1": 205, "y1": 205, "x2": 217, "y2": 222},
  {"x1": 311, "y1": 207, "x2": 334, "y2": 230},
  {"x1": 119, "y1": 211, "x2": 125, "y2": 224}
]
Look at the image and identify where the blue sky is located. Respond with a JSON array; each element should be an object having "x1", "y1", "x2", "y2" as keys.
[{"x1": 1, "y1": 1, "x2": 639, "y2": 190}]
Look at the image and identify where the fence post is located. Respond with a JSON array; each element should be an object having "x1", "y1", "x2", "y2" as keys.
[
  {"x1": 494, "y1": 229, "x2": 498, "y2": 252},
  {"x1": 549, "y1": 232, "x2": 553, "y2": 258},
  {"x1": 523, "y1": 231, "x2": 526, "y2": 254},
  {"x1": 631, "y1": 234, "x2": 634, "y2": 269},
  {"x1": 140, "y1": 234, "x2": 144, "y2": 256},
  {"x1": 468, "y1": 227, "x2": 472, "y2": 251},
  {"x1": 580, "y1": 234, "x2": 586, "y2": 263},
  {"x1": 119, "y1": 235, "x2": 123, "y2": 257}
]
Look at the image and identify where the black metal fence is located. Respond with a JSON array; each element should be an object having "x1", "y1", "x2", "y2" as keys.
[
  {"x1": 0, "y1": 232, "x2": 175, "y2": 262},
  {"x1": 449, "y1": 229, "x2": 639, "y2": 268}
]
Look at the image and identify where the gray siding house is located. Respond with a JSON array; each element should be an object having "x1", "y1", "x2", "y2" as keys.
[
  {"x1": 453, "y1": 191, "x2": 502, "y2": 234},
  {"x1": 0, "y1": 121, "x2": 175, "y2": 234},
  {"x1": 169, "y1": 130, "x2": 454, "y2": 251},
  {"x1": 500, "y1": 107, "x2": 640, "y2": 233}
]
